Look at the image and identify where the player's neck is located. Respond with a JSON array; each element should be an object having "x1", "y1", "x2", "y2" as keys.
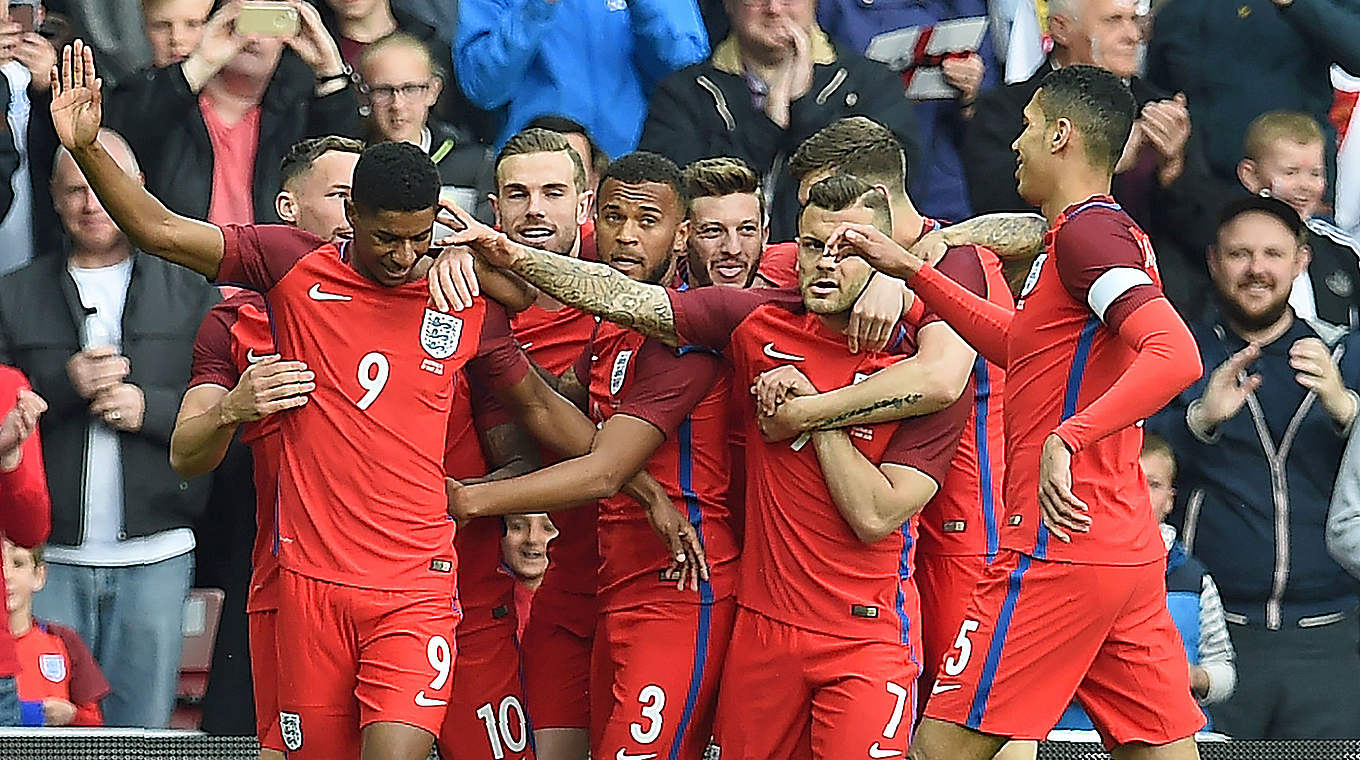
[
  {"x1": 9, "y1": 608, "x2": 32, "y2": 637},
  {"x1": 889, "y1": 198, "x2": 925, "y2": 247},
  {"x1": 1227, "y1": 308, "x2": 1294, "y2": 347},
  {"x1": 69, "y1": 241, "x2": 133, "y2": 270},
  {"x1": 1040, "y1": 171, "x2": 1113, "y2": 224},
  {"x1": 817, "y1": 309, "x2": 852, "y2": 336},
  {"x1": 339, "y1": 10, "x2": 397, "y2": 44}
]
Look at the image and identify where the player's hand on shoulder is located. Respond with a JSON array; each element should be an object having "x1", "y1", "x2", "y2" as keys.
[
  {"x1": 1037, "y1": 433, "x2": 1089, "y2": 544},
  {"x1": 848, "y1": 273, "x2": 905, "y2": 353},
  {"x1": 223, "y1": 355, "x2": 314, "y2": 424},
  {"x1": 1195, "y1": 343, "x2": 1262, "y2": 429},
  {"x1": 426, "y1": 245, "x2": 480, "y2": 313}
]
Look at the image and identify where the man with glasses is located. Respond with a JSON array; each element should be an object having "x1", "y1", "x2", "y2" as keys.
[{"x1": 356, "y1": 32, "x2": 486, "y2": 215}]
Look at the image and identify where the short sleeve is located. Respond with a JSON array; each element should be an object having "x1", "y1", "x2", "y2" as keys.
[
  {"x1": 672, "y1": 286, "x2": 801, "y2": 351},
  {"x1": 880, "y1": 381, "x2": 974, "y2": 484},
  {"x1": 50, "y1": 623, "x2": 111, "y2": 706},
  {"x1": 1053, "y1": 210, "x2": 1162, "y2": 328},
  {"x1": 189, "y1": 303, "x2": 241, "y2": 389},
  {"x1": 216, "y1": 224, "x2": 327, "y2": 291},
  {"x1": 615, "y1": 341, "x2": 722, "y2": 438},
  {"x1": 468, "y1": 300, "x2": 533, "y2": 392},
  {"x1": 917, "y1": 245, "x2": 989, "y2": 328}
]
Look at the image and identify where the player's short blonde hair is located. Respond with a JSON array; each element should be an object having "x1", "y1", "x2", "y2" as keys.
[
  {"x1": 1244, "y1": 111, "x2": 1325, "y2": 162},
  {"x1": 682, "y1": 157, "x2": 764, "y2": 219}
]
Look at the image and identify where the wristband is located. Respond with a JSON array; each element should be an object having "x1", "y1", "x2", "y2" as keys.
[{"x1": 315, "y1": 64, "x2": 353, "y2": 86}]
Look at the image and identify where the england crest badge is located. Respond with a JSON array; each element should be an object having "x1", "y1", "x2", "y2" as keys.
[
  {"x1": 280, "y1": 711, "x2": 303, "y2": 751},
  {"x1": 38, "y1": 653, "x2": 66, "y2": 682},
  {"x1": 610, "y1": 350, "x2": 634, "y2": 396},
  {"x1": 421, "y1": 309, "x2": 464, "y2": 360}
]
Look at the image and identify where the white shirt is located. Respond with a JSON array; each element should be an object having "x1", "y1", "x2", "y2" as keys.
[
  {"x1": 45, "y1": 258, "x2": 195, "y2": 567},
  {"x1": 0, "y1": 61, "x2": 33, "y2": 276}
]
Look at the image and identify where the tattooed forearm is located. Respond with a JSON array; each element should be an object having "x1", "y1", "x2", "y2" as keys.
[
  {"x1": 509, "y1": 245, "x2": 679, "y2": 346},
  {"x1": 943, "y1": 213, "x2": 1046, "y2": 261},
  {"x1": 814, "y1": 392, "x2": 925, "y2": 430}
]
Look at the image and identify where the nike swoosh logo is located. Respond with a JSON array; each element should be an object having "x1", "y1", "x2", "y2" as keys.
[
  {"x1": 308, "y1": 283, "x2": 352, "y2": 301},
  {"x1": 868, "y1": 743, "x2": 902, "y2": 759},
  {"x1": 519, "y1": 341, "x2": 534, "y2": 350},
  {"x1": 762, "y1": 342, "x2": 805, "y2": 362},
  {"x1": 931, "y1": 682, "x2": 962, "y2": 695},
  {"x1": 414, "y1": 691, "x2": 447, "y2": 707},
  {"x1": 246, "y1": 349, "x2": 264, "y2": 363},
  {"x1": 615, "y1": 750, "x2": 657, "y2": 760}
]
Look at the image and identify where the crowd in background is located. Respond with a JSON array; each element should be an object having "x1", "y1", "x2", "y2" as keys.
[{"x1": 0, "y1": 0, "x2": 1357, "y2": 743}]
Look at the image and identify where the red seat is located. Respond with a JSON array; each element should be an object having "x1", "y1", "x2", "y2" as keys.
[{"x1": 170, "y1": 588, "x2": 225, "y2": 731}]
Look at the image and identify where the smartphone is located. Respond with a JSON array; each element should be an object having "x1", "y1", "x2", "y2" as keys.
[
  {"x1": 8, "y1": 1, "x2": 38, "y2": 33},
  {"x1": 235, "y1": 1, "x2": 300, "y2": 38}
]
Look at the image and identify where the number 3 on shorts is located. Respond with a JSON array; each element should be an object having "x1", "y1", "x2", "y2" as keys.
[{"x1": 943, "y1": 619, "x2": 981, "y2": 677}]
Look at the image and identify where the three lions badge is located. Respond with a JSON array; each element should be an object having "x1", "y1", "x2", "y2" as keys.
[
  {"x1": 280, "y1": 711, "x2": 303, "y2": 751},
  {"x1": 421, "y1": 309, "x2": 464, "y2": 360}
]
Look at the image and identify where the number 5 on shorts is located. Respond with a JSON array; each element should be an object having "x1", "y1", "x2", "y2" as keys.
[{"x1": 943, "y1": 619, "x2": 981, "y2": 677}]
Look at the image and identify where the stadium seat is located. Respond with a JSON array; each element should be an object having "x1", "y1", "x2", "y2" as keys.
[{"x1": 170, "y1": 588, "x2": 226, "y2": 731}]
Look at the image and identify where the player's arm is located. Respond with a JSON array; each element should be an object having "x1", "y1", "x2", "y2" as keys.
[
  {"x1": 933, "y1": 213, "x2": 1047, "y2": 263},
  {"x1": 811, "y1": 430, "x2": 940, "y2": 544},
  {"x1": 52, "y1": 42, "x2": 226, "y2": 277}
]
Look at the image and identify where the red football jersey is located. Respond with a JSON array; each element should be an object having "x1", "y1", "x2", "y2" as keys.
[
  {"x1": 510, "y1": 302, "x2": 601, "y2": 598},
  {"x1": 14, "y1": 621, "x2": 109, "y2": 726},
  {"x1": 910, "y1": 225, "x2": 1010, "y2": 559},
  {"x1": 216, "y1": 225, "x2": 530, "y2": 592},
  {"x1": 580, "y1": 323, "x2": 738, "y2": 610},
  {"x1": 188, "y1": 291, "x2": 282, "y2": 612},
  {"x1": 672, "y1": 288, "x2": 972, "y2": 643},
  {"x1": 1000, "y1": 197, "x2": 1164, "y2": 565},
  {"x1": 755, "y1": 242, "x2": 798, "y2": 288}
]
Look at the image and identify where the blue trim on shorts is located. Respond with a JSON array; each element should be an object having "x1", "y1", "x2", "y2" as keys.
[
  {"x1": 966, "y1": 554, "x2": 1032, "y2": 728},
  {"x1": 669, "y1": 418, "x2": 713, "y2": 759}
]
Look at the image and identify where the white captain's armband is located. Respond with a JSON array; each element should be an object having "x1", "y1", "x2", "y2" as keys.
[{"x1": 1087, "y1": 267, "x2": 1154, "y2": 322}]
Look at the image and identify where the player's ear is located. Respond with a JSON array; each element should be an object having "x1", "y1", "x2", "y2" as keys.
[
  {"x1": 488, "y1": 192, "x2": 501, "y2": 225},
  {"x1": 427, "y1": 75, "x2": 443, "y2": 106},
  {"x1": 673, "y1": 219, "x2": 691, "y2": 255},
  {"x1": 33, "y1": 563, "x2": 46, "y2": 593},
  {"x1": 1237, "y1": 159, "x2": 1260, "y2": 193},
  {"x1": 276, "y1": 190, "x2": 297, "y2": 224},
  {"x1": 1052, "y1": 118, "x2": 1074, "y2": 154},
  {"x1": 576, "y1": 189, "x2": 594, "y2": 227}
]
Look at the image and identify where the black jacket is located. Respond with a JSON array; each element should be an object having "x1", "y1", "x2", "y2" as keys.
[
  {"x1": 0, "y1": 252, "x2": 219, "y2": 546},
  {"x1": 639, "y1": 33, "x2": 921, "y2": 242},
  {"x1": 963, "y1": 59, "x2": 1230, "y2": 318},
  {"x1": 104, "y1": 52, "x2": 362, "y2": 225},
  {"x1": 1300, "y1": 217, "x2": 1360, "y2": 330}
]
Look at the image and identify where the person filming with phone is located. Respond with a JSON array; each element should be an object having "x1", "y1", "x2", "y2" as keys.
[{"x1": 105, "y1": 0, "x2": 361, "y2": 227}]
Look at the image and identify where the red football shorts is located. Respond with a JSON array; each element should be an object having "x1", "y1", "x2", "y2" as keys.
[
  {"x1": 275, "y1": 569, "x2": 461, "y2": 758},
  {"x1": 923, "y1": 551, "x2": 1205, "y2": 748},
  {"x1": 590, "y1": 598, "x2": 736, "y2": 760},
  {"x1": 249, "y1": 609, "x2": 283, "y2": 751},
  {"x1": 438, "y1": 616, "x2": 535, "y2": 760},
  {"x1": 713, "y1": 608, "x2": 921, "y2": 760},
  {"x1": 917, "y1": 552, "x2": 990, "y2": 708},
  {"x1": 520, "y1": 587, "x2": 596, "y2": 730}
]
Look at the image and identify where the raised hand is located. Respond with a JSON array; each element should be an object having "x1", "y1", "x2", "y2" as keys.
[
  {"x1": 847, "y1": 275, "x2": 905, "y2": 354},
  {"x1": 1192, "y1": 343, "x2": 1262, "y2": 430},
  {"x1": 49, "y1": 39, "x2": 103, "y2": 152},
  {"x1": 434, "y1": 199, "x2": 519, "y2": 269},
  {"x1": 1290, "y1": 337, "x2": 1356, "y2": 425},
  {"x1": 827, "y1": 221, "x2": 924, "y2": 280},
  {"x1": 284, "y1": 0, "x2": 345, "y2": 78}
]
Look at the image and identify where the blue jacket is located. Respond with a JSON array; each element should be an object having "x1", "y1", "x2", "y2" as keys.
[
  {"x1": 1151, "y1": 312, "x2": 1360, "y2": 628},
  {"x1": 819, "y1": 0, "x2": 1000, "y2": 222},
  {"x1": 455, "y1": 0, "x2": 710, "y2": 157}
]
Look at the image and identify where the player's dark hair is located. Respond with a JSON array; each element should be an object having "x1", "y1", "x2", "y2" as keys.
[
  {"x1": 1215, "y1": 195, "x2": 1306, "y2": 246},
  {"x1": 1141, "y1": 433, "x2": 1176, "y2": 478},
  {"x1": 682, "y1": 157, "x2": 764, "y2": 218},
  {"x1": 789, "y1": 117, "x2": 906, "y2": 191},
  {"x1": 801, "y1": 173, "x2": 892, "y2": 231},
  {"x1": 279, "y1": 135, "x2": 365, "y2": 191},
  {"x1": 599, "y1": 152, "x2": 687, "y2": 212},
  {"x1": 350, "y1": 141, "x2": 440, "y2": 213},
  {"x1": 1036, "y1": 65, "x2": 1137, "y2": 174},
  {"x1": 495, "y1": 127, "x2": 588, "y2": 192},
  {"x1": 526, "y1": 115, "x2": 610, "y2": 182}
]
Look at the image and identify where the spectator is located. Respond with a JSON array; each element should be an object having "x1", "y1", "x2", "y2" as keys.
[
  {"x1": 963, "y1": 0, "x2": 1224, "y2": 317},
  {"x1": 105, "y1": 0, "x2": 360, "y2": 226},
  {"x1": 501, "y1": 513, "x2": 556, "y2": 656},
  {"x1": 141, "y1": 0, "x2": 211, "y2": 68},
  {"x1": 456, "y1": 0, "x2": 709, "y2": 158},
  {"x1": 1236, "y1": 111, "x2": 1360, "y2": 328},
  {"x1": 4, "y1": 540, "x2": 109, "y2": 727},
  {"x1": 0, "y1": 129, "x2": 219, "y2": 728},
  {"x1": 1329, "y1": 415, "x2": 1360, "y2": 579},
  {"x1": 0, "y1": 365, "x2": 51, "y2": 727},
  {"x1": 0, "y1": 3, "x2": 55, "y2": 274},
  {"x1": 1146, "y1": 0, "x2": 1360, "y2": 196},
  {"x1": 1151, "y1": 195, "x2": 1360, "y2": 739},
  {"x1": 819, "y1": 0, "x2": 1001, "y2": 221},
  {"x1": 1056, "y1": 434, "x2": 1237, "y2": 731},
  {"x1": 639, "y1": 0, "x2": 921, "y2": 241},
  {"x1": 681, "y1": 155, "x2": 768, "y2": 288},
  {"x1": 356, "y1": 32, "x2": 487, "y2": 214}
]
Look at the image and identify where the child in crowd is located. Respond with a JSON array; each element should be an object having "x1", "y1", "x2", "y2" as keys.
[
  {"x1": 1056, "y1": 434, "x2": 1236, "y2": 731},
  {"x1": 4, "y1": 540, "x2": 109, "y2": 726},
  {"x1": 501, "y1": 514, "x2": 558, "y2": 639}
]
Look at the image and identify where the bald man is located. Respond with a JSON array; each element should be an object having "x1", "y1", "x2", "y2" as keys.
[{"x1": 0, "y1": 127, "x2": 219, "y2": 728}]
